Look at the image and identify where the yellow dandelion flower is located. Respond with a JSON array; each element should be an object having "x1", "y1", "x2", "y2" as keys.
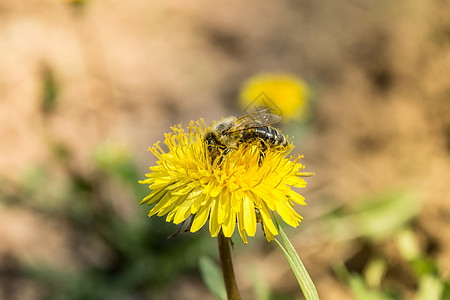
[
  {"x1": 139, "y1": 120, "x2": 313, "y2": 243},
  {"x1": 239, "y1": 73, "x2": 310, "y2": 121}
]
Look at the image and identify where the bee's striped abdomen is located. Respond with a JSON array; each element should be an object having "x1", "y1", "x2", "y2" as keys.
[{"x1": 252, "y1": 126, "x2": 287, "y2": 147}]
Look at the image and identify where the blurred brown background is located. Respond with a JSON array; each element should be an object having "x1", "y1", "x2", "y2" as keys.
[{"x1": 0, "y1": 0, "x2": 449, "y2": 299}]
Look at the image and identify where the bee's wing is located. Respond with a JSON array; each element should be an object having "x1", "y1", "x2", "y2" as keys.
[{"x1": 229, "y1": 109, "x2": 282, "y2": 132}]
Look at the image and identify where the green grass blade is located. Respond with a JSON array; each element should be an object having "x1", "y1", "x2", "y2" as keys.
[
  {"x1": 199, "y1": 256, "x2": 227, "y2": 300},
  {"x1": 274, "y1": 217, "x2": 319, "y2": 300},
  {"x1": 416, "y1": 274, "x2": 444, "y2": 300}
]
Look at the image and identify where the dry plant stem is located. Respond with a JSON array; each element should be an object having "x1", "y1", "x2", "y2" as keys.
[{"x1": 218, "y1": 231, "x2": 241, "y2": 300}]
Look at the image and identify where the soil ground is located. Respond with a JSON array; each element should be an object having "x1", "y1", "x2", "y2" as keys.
[{"x1": 0, "y1": 1, "x2": 449, "y2": 299}]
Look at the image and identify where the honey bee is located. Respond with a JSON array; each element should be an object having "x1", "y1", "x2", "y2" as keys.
[{"x1": 204, "y1": 109, "x2": 288, "y2": 164}]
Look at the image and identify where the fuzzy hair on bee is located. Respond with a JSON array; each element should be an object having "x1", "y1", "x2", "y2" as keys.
[{"x1": 204, "y1": 109, "x2": 288, "y2": 165}]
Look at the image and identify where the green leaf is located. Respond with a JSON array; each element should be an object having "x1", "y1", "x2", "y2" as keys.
[
  {"x1": 396, "y1": 228, "x2": 421, "y2": 261},
  {"x1": 348, "y1": 274, "x2": 396, "y2": 300},
  {"x1": 333, "y1": 263, "x2": 396, "y2": 300},
  {"x1": 416, "y1": 274, "x2": 444, "y2": 300},
  {"x1": 199, "y1": 256, "x2": 227, "y2": 300},
  {"x1": 326, "y1": 191, "x2": 421, "y2": 241},
  {"x1": 273, "y1": 217, "x2": 319, "y2": 300},
  {"x1": 363, "y1": 257, "x2": 387, "y2": 289}
]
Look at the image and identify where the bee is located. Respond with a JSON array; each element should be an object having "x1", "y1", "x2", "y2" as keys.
[{"x1": 204, "y1": 109, "x2": 288, "y2": 164}]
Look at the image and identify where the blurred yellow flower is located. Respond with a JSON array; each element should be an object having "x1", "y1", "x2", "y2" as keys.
[
  {"x1": 139, "y1": 120, "x2": 313, "y2": 243},
  {"x1": 239, "y1": 73, "x2": 310, "y2": 121}
]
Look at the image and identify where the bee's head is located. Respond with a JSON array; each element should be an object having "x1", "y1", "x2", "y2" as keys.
[
  {"x1": 203, "y1": 130, "x2": 220, "y2": 164},
  {"x1": 204, "y1": 117, "x2": 236, "y2": 164},
  {"x1": 203, "y1": 118, "x2": 234, "y2": 146}
]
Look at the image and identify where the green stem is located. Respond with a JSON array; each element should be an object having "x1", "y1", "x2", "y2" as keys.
[{"x1": 218, "y1": 231, "x2": 241, "y2": 300}]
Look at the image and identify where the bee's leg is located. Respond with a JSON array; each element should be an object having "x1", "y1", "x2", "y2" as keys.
[
  {"x1": 223, "y1": 148, "x2": 233, "y2": 156},
  {"x1": 258, "y1": 141, "x2": 268, "y2": 165},
  {"x1": 258, "y1": 152, "x2": 266, "y2": 165},
  {"x1": 218, "y1": 148, "x2": 232, "y2": 165}
]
